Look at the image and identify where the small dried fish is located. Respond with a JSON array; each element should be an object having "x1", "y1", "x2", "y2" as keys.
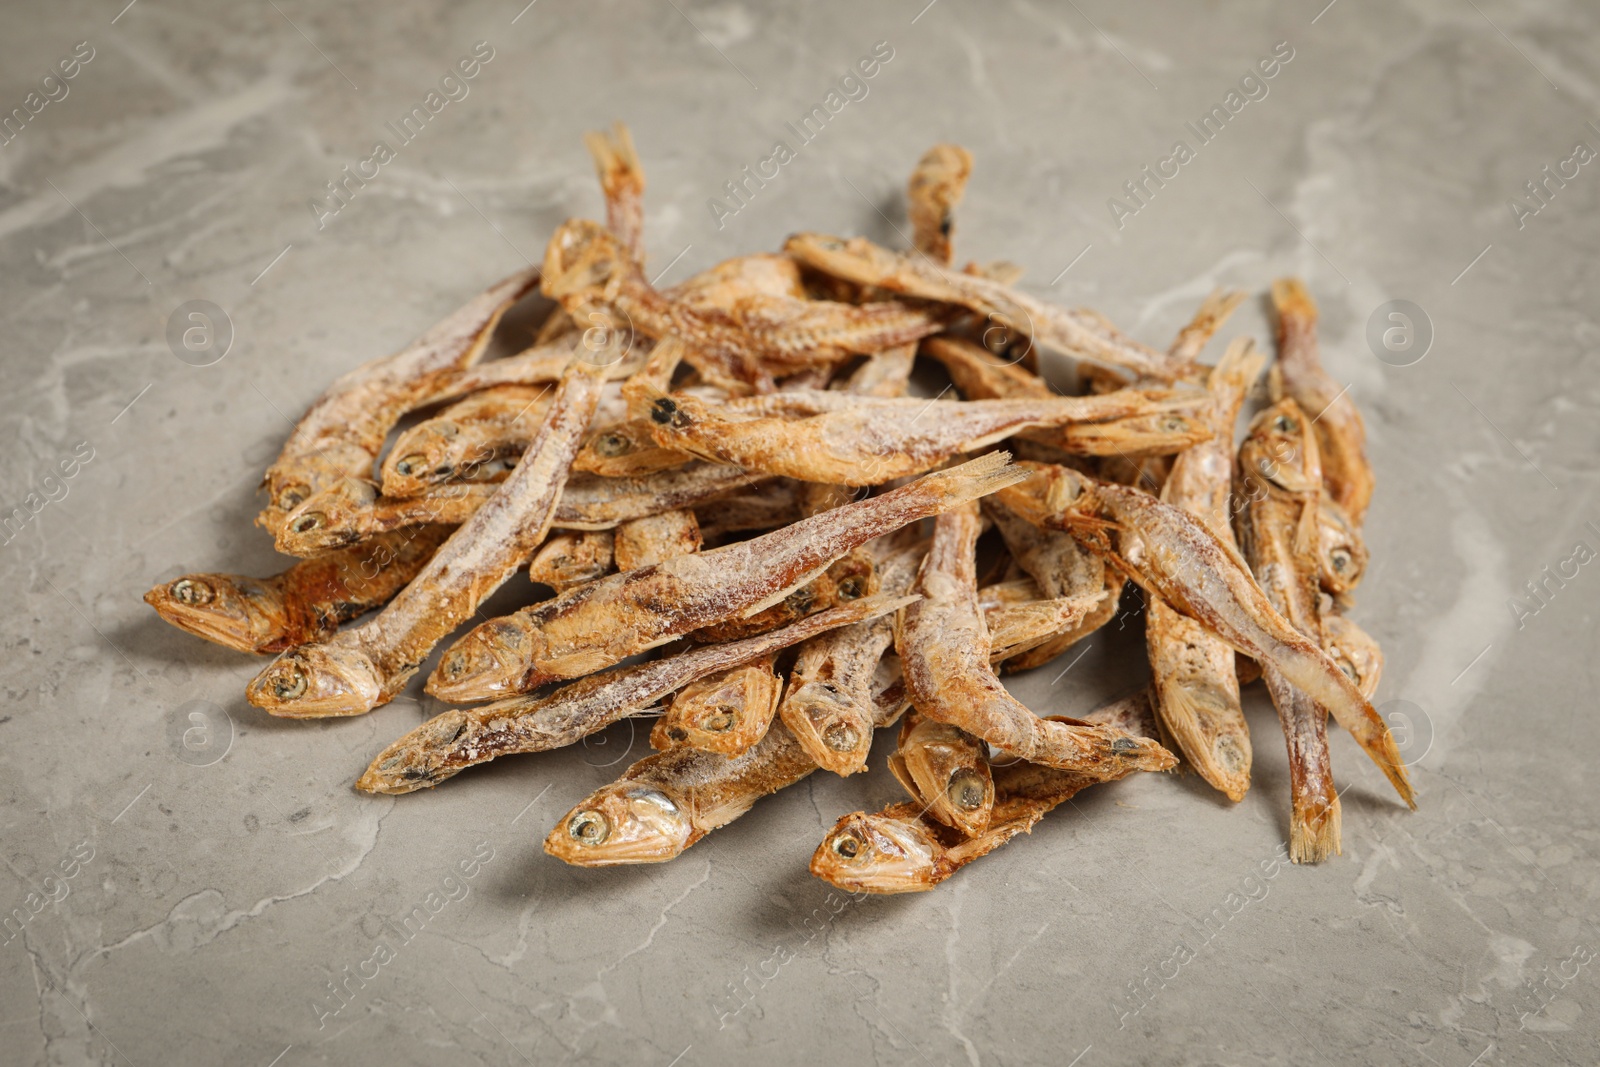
[
  {"x1": 1236, "y1": 399, "x2": 1341, "y2": 862},
  {"x1": 688, "y1": 550, "x2": 877, "y2": 643},
  {"x1": 785, "y1": 233, "x2": 1186, "y2": 381},
  {"x1": 921, "y1": 335, "x2": 1051, "y2": 402},
  {"x1": 887, "y1": 711, "x2": 994, "y2": 837},
  {"x1": 428, "y1": 453, "x2": 1025, "y2": 701},
  {"x1": 811, "y1": 691, "x2": 1156, "y2": 893},
  {"x1": 1270, "y1": 278, "x2": 1373, "y2": 524},
  {"x1": 259, "y1": 266, "x2": 542, "y2": 534},
  {"x1": 612, "y1": 509, "x2": 702, "y2": 571},
  {"x1": 381, "y1": 385, "x2": 553, "y2": 496},
  {"x1": 648, "y1": 653, "x2": 782, "y2": 756},
  {"x1": 983, "y1": 497, "x2": 1118, "y2": 671},
  {"x1": 544, "y1": 220, "x2": 948, "y2": 392},
  {"x1": 839, "y1": 342, "x2": 917, "y2": 398},
  {"x1": 907, "y1": 143, "x2": 974, "y2": 264},
  {"x1": 246, "y1": 352, "x2": 608, "y2": 717},
  {"x1": 1322, "y1": 614, "x2": 1383, "y2": 699},
  {"x1": 639, "y1": 385, "x2": 1197, "y2": 485},
  {"x1": 778, "y1": 537, "x2": 926, "y2": 775},
  {"x1": 898, "y1": 501, "x2": 1175, "y2": 775},
  {"x1": 1316, "y1": 497, "x2": 1368, "y2": 597},
  {"x1": 358, "y1": 593, "x2": 913, "y2": 794},
  {"x1": 1147, "y1": 338, "x2": 1265, "y2": 802},
  {"x1": 527, "y1": 529, "x2": 615, "y2": 592},
  {"x1": 144, "y1": 526, "x2": 452, "y2": 655},
  {"x1": 694, "y1": 478, "x2": 804, "y2": 540},
  {"x1": 993, "y1": 463, "x2": 1414, "y2": 809},
  {"x1": 584, "y1": 120, "x2": 646, "y2": 262}
]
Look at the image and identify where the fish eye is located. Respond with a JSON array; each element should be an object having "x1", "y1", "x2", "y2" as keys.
[
  {"x1": 1330, "y1": 548, "x2": 1352, "y2": 571},
  {"x1": 666, "y1": 726, "x2": 688, "y2": 743},
  {"x1": 568, "y1": 810, "x2": 609, "y2": 845},
  {"x1": 835, "y1": 576, "x2": 865, "y2": 601},
  {"x1": 1336, "y1": 657, "x2": 1358, "y2": 682},
  {"x1": 393, "y1": 453, "x2": 428, "y2": 476},
  {"x1": 277, "y1": 485, "x2": 309, "y2": 509},
  {"x1": 1162, "y1": 417, "x2": 1188, "y2": 432},
  {"x1": 170, "y1": 578, "x2": 214, "y2": 606},
  {"x1": 272, "y1": 666, "x2": 308, "y2": 700},
  {"x1": 649, "y1": 398, "x2": 679, "y2": 425},
  {"x1": 832, "y1": 834, "x2": 861, "y2": 859},
  {"x1": 1272, "y1": 415, "x2": 1296, "y2": 434},
  {"x1": 823, "y1": 721, "x2": 860, "y2": 752},
  {"x1": 594, "y1": 432, "x2": 632, "y2": 457},
  {"x1": 702, "y1": 709, "x2": 736, "y2": 732},
  {"x1": 289, "y1": 512, "x2": 326, "y2": 535},
  {"x1": 946, "y1": 769, "x2": 987, "y2": 811}
]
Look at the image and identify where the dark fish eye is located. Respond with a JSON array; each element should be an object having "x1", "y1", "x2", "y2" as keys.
[
  {"x1": 666, "y1": 726, "x2": 688, "y2": 743},
  {"x1": 702, "y1": 710, "x2": 735, "y2": 732},
  {"x1": 1330, "y1": 549, "x2": 1352, "y2": 571},
  {"x1": 289, "y1": 512, "x2": 325, "y2": 535},
  {"x1": 273, "y1": 666, "x2": 308, "y2": 700},
  {"x1": 594, "y1": 432, "x2": 632, "y2": 457},
  {"x1": 1272, "y1": 415, "x2": 1296, "y2": 433},
  {"x1": 278, "y1": 486, "x2": 308, "y2": 509},
  {"x1": 393, "y1": 454, "x2": 428, "y2": 476},
  {"x1": 946, "y1": 770, "x2": 987, "y2": 811},
  {"x1": 170, "y1": 578, "x2": 214, "y2": 606},
  {"x1": 835, "y1": 576, "x2": 865, "y2": 601},
  {"x1": 832, "y1": 835, "x2": 860, "y2": 859},
  {"x1": 1162, "y1": 417, "x2": 1188, "y2": 432},
  {"x1": 568, "y1": 811, "x2": 609, "y2": 845}
]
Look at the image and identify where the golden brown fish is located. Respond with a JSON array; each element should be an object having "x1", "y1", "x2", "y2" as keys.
[
  {"x1": 428, "y1": 453, "x2": 1023, "y2": 702},
  {"x1": 258, "y1": 266, "x2": 542, "y2": 534},
  {"x1": 648, "y1": 653, "x2": 782, "y2": 757},
  {"x1": 810, "y1": 691, "x2": 1156, "y2": 893},
  {"x1": 898, "y1": 500, "x2": 1174, "y2": 775},
  {"x1": 907, "y1": 143, "x2": 973, "y2": 264},
  {"x1": 246, "y1": 351, "x2": 608, "y2": 717},
  {"x1": 887, "y1": 711, "x2": 994, "y2": 837},
  {"x1": 1270, "y1": 278, "x2": 1373, "y2": 524},
  {"x1": 527, "y1": 529, "x2": 615, "y2": 592},
  {"x1": 1146, "y1": 337, "x2": 1265, "y2": 802},
  {"x1": 785, "y1": 233, "x2": 1187, "y2": 381},
  {"x1": 612, "y1": 509, "x2": 702, "y2": 571},
  {"x1": 380, "y1": 385, "x2": 553, "y2": 497},
  {"x1": 584, "y1": 120, "x2": 646, "y2": 262},
  {"x1": 143, "y1": 526, "x2": 451, "y2": 655},
  {"x1": 357, "y1": 593, "x2": 913, "y2": 794},
  {"x1": 994, "y1": 463, "x2": 1414, "y2": 809}
]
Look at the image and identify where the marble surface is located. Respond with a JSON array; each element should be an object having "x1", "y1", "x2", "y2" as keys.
[{"x1": 3, "y1": 1, "x2": 1598, "y2": 1064}]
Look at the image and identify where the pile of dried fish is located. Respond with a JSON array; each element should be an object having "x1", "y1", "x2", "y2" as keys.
[{"x1": 146, "y1": 126, "x2": 1409, "y2": 893}]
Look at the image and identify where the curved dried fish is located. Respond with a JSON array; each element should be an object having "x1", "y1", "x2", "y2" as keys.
[
  {"x1": 649, "y1": 653, "x2": 782, "y2": 757},
  {"x1": 907, "y1": 143, "x2": 973, "y2": 264}
]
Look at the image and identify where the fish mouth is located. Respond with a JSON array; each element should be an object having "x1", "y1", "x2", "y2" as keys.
[
  {"x1": 543, "y1": 786, "x2": 692, "y2": 866},
  {"x1": 426, "y1": 620, "x2": 532, "y2": 702},
  {"x1": 144, "y1": 575, "x2": 280, "y2": 654},
  {"x1": 246, "y1": 644, "x2": 383, "y2": 717},
  {"x1": 810, "y1": 813, "x2": 938, "y2": 893}
]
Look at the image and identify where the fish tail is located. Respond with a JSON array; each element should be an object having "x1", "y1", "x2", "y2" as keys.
[
  {"x1": 918, "y1": 452, "x2": 1028, "y2": 507},
  {"x1": 1289, "y1": 790, "x2": 1342, "y2": 864}
]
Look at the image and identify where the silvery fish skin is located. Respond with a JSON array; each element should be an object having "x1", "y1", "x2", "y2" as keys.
[
  {"x1": 143, "y1": 526, "x2": 451, "y2": 655},
  {"x1": 1270, "y1": 278, "x2": 1373, "y2": 525},
  {"x1": 993, "y1": 463, "x2": 1414, "y2": 811},
  {"x1": 897, "y1": 500, "x2": 1174, "y2": 776},
  {"x1": 906, "y1": 143, "x2": 973, "y2": 265},
  {"x1": 356, "y1": 593, "x2": 913, "y2": 795},
  {"x1": 258, "y1": 265, "x2": 542, "y2": 535},
  {"x1": 427, "y1": 453, "x2": 1027, "y2": 702},
  {"x1": 246, "y1": 352, "x2": 608, "y2": 718},
  {"x1": 810, "y1": 691, "x2": 1157, "y2": 894},
  {"x1": 785, "y1": 232, "x2": 1188, "y2": 382},
  {"x1": 1236, "y1": 398, "x2": 1341, "y2": 863},
  {"x1": 1146, "y1": 337, "x2": 1265, "y2": 803}
]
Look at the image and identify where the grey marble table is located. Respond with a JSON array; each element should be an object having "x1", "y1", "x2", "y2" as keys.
[{"x1": 2, "y1": 1, "x2": 1597, "y2": 1064}]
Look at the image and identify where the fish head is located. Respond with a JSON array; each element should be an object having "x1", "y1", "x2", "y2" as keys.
[
  {"x1": 245, "y1": 642, "x2": 382, "y2": 717},
  {"x1": 427, "y1": 618, "x2": 537, "y2": 703},
  {"x1": 782, "y1": 679, "x2": 873, "y2": 773},
  {"x1": 1316, "y1": 499, "x2": 1368, "y2": 595},
  {"x1": 576, "y1": 422, "x2": 651, "y2": 474},
  {"x1": 1241, "y1": 400, "x2": 1320, "y2": 495},
  {"x1": 657, "y1": 662, "x2": 778, "y2": 756},
  {"x1": 382, "y1": 422, "x2": 467, "y2": 496},
  {"x1": 542, "y1": 219, "x2": 627, "y2": 304},
  {"x1": 544, "y1": 785, "x2": 692, "y2": 866},
  {"x1": 810, "y1": 811, "x2": 939, "y2": 893},
  {"x1": 898, "y1": 719, "x2": 994, "y2": 837},
  {"x1": 144, "y1": 573, "x2": 287, "y2": 654},
  {"x1": 258, "y1": 445, "x2": 372, "y2": 535},
  {"x1": 275, "y1": 477, "x2": 380, "y2": 555},
  {"x1": 356, "y1": 711, "x2": 476, "y2": 794},
  {"x1": 1321, "y1": 615, "x2": 1383, "y2": 700}
]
